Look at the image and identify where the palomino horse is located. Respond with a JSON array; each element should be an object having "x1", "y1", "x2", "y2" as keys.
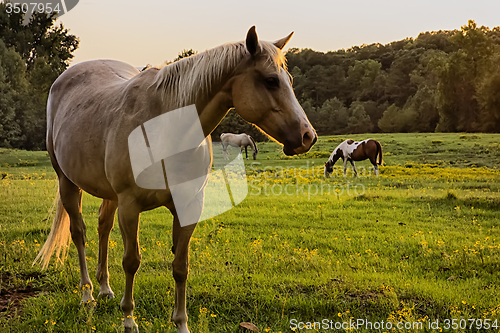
[
  {"x1": 33, "y1": 27, "x2": 316, "y2": 333},
  {"x1": 324, "y1": 139, "x2": 383, "y2": 177},
  {"x1": 220, "y1": 133, "x2": 258, "y2": 160}
]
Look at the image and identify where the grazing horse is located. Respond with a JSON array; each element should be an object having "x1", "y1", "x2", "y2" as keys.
[
  {"x1": 220, "y1": 133, "x2": 258, "y2": 160},
  {"x1": 324, "y1": 139, "x2": 383, "y2": 177},
  {"x1": 33, "y1": 26, "x2": 316, "y2": 333}
]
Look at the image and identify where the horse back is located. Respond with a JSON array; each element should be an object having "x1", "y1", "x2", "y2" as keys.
[
  {"x1": 49, "y1": 60, "x2": 139, "y2": 114},
  {"x1": 47, "y1": 60, "x2": 156, "y2": 200},
  {"x1": 347, "y1": 139, "x2": 377, "y2": 162}
]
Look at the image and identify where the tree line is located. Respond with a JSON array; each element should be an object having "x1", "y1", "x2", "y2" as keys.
[
  {"x1": 0, "y1": 3, "x2": 78, "y2": 149},
  {"x1": 1, "y1": 13, "x2": 498, "y2": 150}
]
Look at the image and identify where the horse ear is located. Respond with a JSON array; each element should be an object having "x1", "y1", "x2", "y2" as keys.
[
  {"x1": 246, "y1": 26, "x2": 259, "y2": 56},
  {"x1": 274, "y1": 31, "x2": 294, "y2": 50}
]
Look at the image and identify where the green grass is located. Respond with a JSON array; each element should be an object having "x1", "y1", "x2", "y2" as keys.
[{"x1": 1, "y1": 133, "x2": 500, "y2": 332}]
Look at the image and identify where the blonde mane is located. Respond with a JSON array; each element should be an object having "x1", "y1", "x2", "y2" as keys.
[{"x1": 153, "y1": 40, "x2": 287, "y2": 108}]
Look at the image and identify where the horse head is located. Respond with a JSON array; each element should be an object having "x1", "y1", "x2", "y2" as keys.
[
  {"x1": 324, "y1": 160, "x2": 334, "y2": 177},
  {"x1": 231, "y1": 27, "x2": 317, "y2": 156}
]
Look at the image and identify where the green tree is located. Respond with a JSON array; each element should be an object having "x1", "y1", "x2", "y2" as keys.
[
  {"x1": 317, "y1": 98, "x2": 348, "y2": 134},
  {"x1": 435, "y1": 51, "x2": 477, "y2": 132},
  {"x1": 402, "y1": 86, "x2": 438, "y2": 132},
  {"x1": 0, "y1": 6, "x2": 78, "y2": 74},
  {"x1": 378, "y1": 104, "x2": 418, "y2": 133},
  {"x1": 0, "y1": 3, "x2": 79, "y2": 149},
  {"x1": 347, "y1": 101, "x2": 372, "y2": 133},
  {"x1": 171, "y1": 49, "x2": 197, "y2": 63},
  {"x1": 0, "y1": 40, "x2": 23, "y2": 146},
  {"x1": 436, "y1": 20, "x2": 497, "y2": 132},
  {"x1": 384, "y1": 49, "x2": 422, "y2": 107},
  {"x1": 475, "y1": 50, "x2": 500, "y2": 131},
  {"x1": 345, "y1": 59, "x2": 381, "y2": 101},
  {"x1": 450, "y1": 20, "x2": 493, "y2": 75},
  {"x1": 304, "y1": 65, "x2": 329, "y2": 104}
]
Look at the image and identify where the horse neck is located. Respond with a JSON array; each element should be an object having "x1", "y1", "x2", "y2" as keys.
[
  {"x1": 328, "y1": 149, "x2": 341, "y2": 164},
  {"x1": 248, "y1": 135, "x2": 257, "y2": 152},
  {"x1": 153, "y1": 43, "x2": 247, "y2": 137}
]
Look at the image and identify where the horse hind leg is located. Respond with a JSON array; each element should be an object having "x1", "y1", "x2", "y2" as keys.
[
  {"x1": 59, "y1": 176, "x2": 94, "y2": 304},
  {"x1": 116, "y1": 199, "x2": 141, "y2": 332},
  {"x1": 369, "y1": 156, "x2": 379, "y2": 176},
  {"x1": 170, "y1": 209, "x2": 198, "y2": 333},
  {"x1": 349, "y1": 160, "x2": 358, "y2": 177},
  {"x1": 96, "y1": 199, "x2": 118, "y2": 299}
]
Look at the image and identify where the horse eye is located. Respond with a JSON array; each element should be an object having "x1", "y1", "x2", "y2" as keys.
[{"x1": 264, "y1": 77, "x2": 280, "y2": 89}]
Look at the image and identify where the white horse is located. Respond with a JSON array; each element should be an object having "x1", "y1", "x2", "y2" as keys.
[{"x1": 220, "y1": 133, "x2": 258, "y2": 160}]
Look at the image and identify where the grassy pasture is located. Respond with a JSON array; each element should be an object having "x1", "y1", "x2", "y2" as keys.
[{"x1": 0, "y1": 133, "x2": 499, "y2": 332}]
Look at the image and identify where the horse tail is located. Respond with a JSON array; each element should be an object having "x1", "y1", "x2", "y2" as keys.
[
  {"x1": 248, "y1": 135, "x2": 258, "y2": 153},
  {"x1": 33, "y1": 189, "x2": 71, "y2": 269},
  {"x1": 375, "y1": 140, "x2": 383, "y2": 165}
]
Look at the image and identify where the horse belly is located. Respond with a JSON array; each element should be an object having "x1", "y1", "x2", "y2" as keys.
[
  {"x1": 50, "y1": 107, "x2": 118, "y2": 200},
  {"x1": 47, "y1": 61, "x2": 136, "y2": 200},
  {"x1": 53, "y1": 134, "x2": 118, "y2": 200},
  {"x1": 350, "y1": 142, "x2": 368, "y2": 161}
]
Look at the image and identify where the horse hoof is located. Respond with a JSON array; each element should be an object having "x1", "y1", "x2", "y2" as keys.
[
  {"x1": 124, "y1": 326, "x2": 139, "y2": 333},
  {"x1": 98, "y1": 291, "x2": 115, "y2": 299},
  {"x1": 80, "y1": 299, "x2": 97, "y2": 307},
  {"x1": 124, "y1": 316, "x2": 139, "y2": 333},
  {"x1": 124, "y1": 323, "x2": 139, "y2": 333},
  {"x1": 80, "y1": 291, "x2": 95, "y2": 306},
  {"x1": 176, "y1": 326, "x2": 190, "y2": 333}
]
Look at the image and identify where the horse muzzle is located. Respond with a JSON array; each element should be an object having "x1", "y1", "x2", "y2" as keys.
[{"x1": 283, "y1": 127, "x2": 317, "y2": 156}]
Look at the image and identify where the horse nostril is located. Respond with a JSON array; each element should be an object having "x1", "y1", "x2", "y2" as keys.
[
  {"x1": 302, "y1": 131, "x2": 316, "y2": 147},
  {"x1": 302, "y1": 132, "x2": 311, "y2": 145}
]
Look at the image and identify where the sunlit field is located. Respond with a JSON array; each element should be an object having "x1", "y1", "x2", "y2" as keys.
[{"x1": 1, "y1": 133, "x2": 499, "y2": 332}]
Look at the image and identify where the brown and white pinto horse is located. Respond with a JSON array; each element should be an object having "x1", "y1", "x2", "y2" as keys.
[{"x1": 324, "y1": 139, "x2": 383, "y2": 177}]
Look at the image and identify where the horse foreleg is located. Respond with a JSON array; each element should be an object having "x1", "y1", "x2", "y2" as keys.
[
  {"x1": 117, "y1": 201, "x2": 141, "y2": 333},
  {"x1": 60, "y1": 176, "x2": 94, "y2": 304},
  {"x1": 343, "y1": 158, "x2": 348, "y2": 177},
  {"x1": 96, "y1": 199, "x2": 118, "y2": 299},
  {"x1": 245, "y1": 146, "x2": 248, "y2": 160},
  {"x1": 349, "y1": 160, "x2": 358, "y2": 177},
  {"x1": 171, "y1": 213, "x2": 197, "y2": 333},
  {"x1": 222, "y1": 143, "x2": 230, "y2": 160}
]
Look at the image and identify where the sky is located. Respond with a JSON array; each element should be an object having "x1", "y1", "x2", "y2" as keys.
[{"x1": 56, "y1": 0, "x2": 500, "y2": 67}]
